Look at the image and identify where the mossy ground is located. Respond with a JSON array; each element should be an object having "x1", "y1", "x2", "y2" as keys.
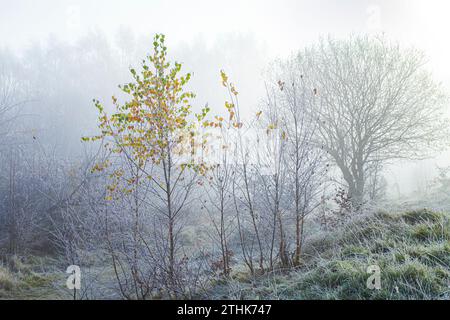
[{"x1": 210, "y1": 209, "x2": 450, "y2": 300}]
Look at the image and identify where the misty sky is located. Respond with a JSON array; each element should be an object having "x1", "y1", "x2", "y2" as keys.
[
  {"x1": 1, "y1": 0, "x2": 450, "y2": 196},
  {"x1": 3, "y1": 0, "x2": 450, "y2": 86},
  {"x1": 2, "y1": 1, "x2": 449, "y2": 76}
]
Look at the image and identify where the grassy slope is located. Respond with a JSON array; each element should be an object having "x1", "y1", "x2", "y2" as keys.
[
  {"x1": 1, "y1": 209, "x2": 449, "y2": 300},
  {"x1": 211, "y1": 209, "x2": 450, "y2": 300}
]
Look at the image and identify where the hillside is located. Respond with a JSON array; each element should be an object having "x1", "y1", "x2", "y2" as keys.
[{"x1": 208, "y1": 209, "x2": 450, "y2": 300}]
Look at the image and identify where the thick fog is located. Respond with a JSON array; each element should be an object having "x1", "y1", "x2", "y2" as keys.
[
  {"x1": 1, "y1": 1, "x2": 450, "y2": 301},
  {"x1": 2, "y1": 0, "x2": 450, "y2": 198}
]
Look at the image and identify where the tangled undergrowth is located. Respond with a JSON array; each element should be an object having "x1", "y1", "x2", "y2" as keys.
[{"x1": 1, "y1": 209, "x2": 449, "y2": 300}]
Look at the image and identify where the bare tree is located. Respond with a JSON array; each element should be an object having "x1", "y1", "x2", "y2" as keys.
[
  {"x1": 0, "y1": 52, "x2": 26, "y2": 140},
  {"x1": 254, "y1": 88, "x2": 289, "y2": 269},
  {"x1": 294, "y1": 36, "x2": 448, "y2": 208},
  {"x1": 261, "y1": 63, "x2": 327, "y2": 266},
  {"x1": 202, "y1": 126, "x2": 236, "y2": 277},
  {"x1": 217, "y1": 72, "x2": 267, "y2": 275}
]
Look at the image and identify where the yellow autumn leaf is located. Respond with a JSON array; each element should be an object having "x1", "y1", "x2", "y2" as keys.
[{"x1": 256, "y1": 111, "x2": 262, "y2": 119}]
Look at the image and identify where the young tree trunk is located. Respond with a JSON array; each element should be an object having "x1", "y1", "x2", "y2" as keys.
[
  {"x1": 163, "y1": 156, "x2": 176, "y2": 294},
  {"x1": 294, "y1": 214, "x2": 303, "y2": 266},
  {"x1": 278, "y1": 211, "x2": 289, "y2": 268}
]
